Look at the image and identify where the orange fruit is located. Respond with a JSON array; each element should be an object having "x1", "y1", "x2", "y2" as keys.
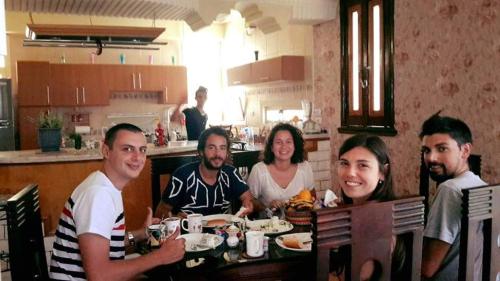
[{"x1": 297, "y1": 189, "x2": 312, "y2": 201}]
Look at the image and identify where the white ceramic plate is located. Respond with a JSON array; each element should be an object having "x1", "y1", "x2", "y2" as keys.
[
  {"x1": 246, "y1": 219, "x2": 293, "y2": 235},
  {"x1": 275, "y1": 232, "x2": 312, "y2": 252},
  {"x1": 202, "y1": 214, "x2": 243, "y2": 228},
  {"x1": 178, "y1": 233, "x2": 224, "y2": 252}
]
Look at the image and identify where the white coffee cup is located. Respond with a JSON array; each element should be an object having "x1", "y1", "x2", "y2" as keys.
[
  {"x1": 162, "y1": 217, "x2": 181, "y2": 237},
  {"x1": 246, "y1": 231, "x2": 264, "y2": 257},
  {"x1": 181, "y1": 213, "x2": 203, "y2": 233}
]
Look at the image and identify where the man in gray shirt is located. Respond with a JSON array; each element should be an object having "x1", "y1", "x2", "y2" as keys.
[{"x1": 420, "y1": 113, "x2": 486, "y2": 281}]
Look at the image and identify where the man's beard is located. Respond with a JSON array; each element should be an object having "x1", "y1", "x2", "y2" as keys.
[
  {"x1": 203, "y1": 155, "x2": 225, "y2": 170},
  {"x1": 427, "y1": 162, "x2": 453, "y2": 184}
]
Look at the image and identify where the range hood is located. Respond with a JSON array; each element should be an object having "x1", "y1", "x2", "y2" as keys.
[{"x1": 24, "y1": 24, "x2": 167, "y2": 52}]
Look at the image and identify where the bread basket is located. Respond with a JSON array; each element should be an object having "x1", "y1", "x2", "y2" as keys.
[{"x1": 285, "y1": 208, "x2": 312, "y2": 225}]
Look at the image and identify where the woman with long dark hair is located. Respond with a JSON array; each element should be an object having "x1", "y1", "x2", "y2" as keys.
[
  {"x1": 247, "y1": 123, "x2": 315, "y2": 216},
  {"x1": 330, "y1": 134, "x2": 405, "y2": 281}
]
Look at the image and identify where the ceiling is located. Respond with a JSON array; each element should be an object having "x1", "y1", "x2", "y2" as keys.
[
  {"x1": 5, "y1": 0, "x2": 197, "y2": 21},
  {"x1": 5, "y1": 0, "x2": 337, "y2": 32}
]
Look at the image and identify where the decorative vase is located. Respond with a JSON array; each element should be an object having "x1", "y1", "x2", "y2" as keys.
[{"x1": 38, "y1": 128, "x2": 62, "y2": 152}]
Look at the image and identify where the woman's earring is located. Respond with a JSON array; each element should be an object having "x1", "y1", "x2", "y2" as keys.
[{"x1": 378, "y1": 179, "x2": 384, "y2": 185}]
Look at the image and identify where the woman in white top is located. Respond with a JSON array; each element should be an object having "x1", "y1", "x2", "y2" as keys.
[{"x1": 247, "y1": 123, "x2": 315, "y2": 214}]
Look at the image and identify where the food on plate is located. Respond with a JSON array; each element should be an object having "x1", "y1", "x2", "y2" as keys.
[
  {"x1": 287, "y1": 189, "x2": 315, "y2": 211},
  {"x1": 247, "y1": 219, "x2": 293, "y2": 234},
  {"x1": 206, "y1": 219, "x2": 227, "y2": 227},
  {"x1": 282, "y1": 236, "x2": 304, "y2": 249}
]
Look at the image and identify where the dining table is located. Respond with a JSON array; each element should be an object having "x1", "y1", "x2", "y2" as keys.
[{"x1": 140, "y1": 222, "x2": 314, "y2": 281}]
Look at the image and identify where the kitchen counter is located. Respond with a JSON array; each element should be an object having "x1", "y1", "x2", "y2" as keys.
[
  {"x1": 302, "y1": 133, "x2": 330, "y2": 140},
  {"x1": 0, "y1": 141, "x2": 199, "y2": 164}
]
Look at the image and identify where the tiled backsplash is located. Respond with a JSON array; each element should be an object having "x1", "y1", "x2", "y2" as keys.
[{"x1": 308, "y1": 139, "x2": 332, "y2": 199}]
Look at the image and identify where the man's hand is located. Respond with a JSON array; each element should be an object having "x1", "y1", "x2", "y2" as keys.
[
  {"x1": 156, "y1": 227, "x2": 185, "y2": 265},
  {"x1": 239, "y1": 191, "x2": 254, "y2": 216}
]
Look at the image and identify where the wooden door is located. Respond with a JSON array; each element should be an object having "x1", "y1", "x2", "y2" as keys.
[
  {"x1": 102, "y1": 64, "x2": 136, "y2": 91},
  {"x1": 162, "y1": 66, "x2": 187, "y2": 104},
  {"x1": 17, "y1": 61, "x2": 51, "y2": 106},
  {"x1": 50, "y1": 64, "x2": 79, "y2": 106},
  {"x1": 134, "y1": 65, "x2": 165, "y2": 91},
  {"x1": 76, "y1": 64, "x2": 108, "y2": 106},
  {"x1": 18, "y1": 107, "x2": 49, "y2": 149}
]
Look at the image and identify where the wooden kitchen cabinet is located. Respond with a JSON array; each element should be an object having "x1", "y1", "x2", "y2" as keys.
[
  {"x1": 103, "y1": 64, "x2": 137, "y2": 91},
  {"x1": 50, "y1": 64, "x2": 108, "y2": 106},
  {"x1": 227, "y1": 56, "x2": 304, "y2": 86},
  {"x1": 161, "y1": 66, "x2": 187, "y2": 104},
  {"x1": 134, "y1": 65, "x2": 166, "y2": 91},
  {"x1": 17, "y1": 61, "x2": 51, "y2": 106},
  {"x1": 104, "y1": 64, "x2": 166, "y2": 92},
  {"x1": 227, "y1": 64, "x2": 251, "y2": 86}
]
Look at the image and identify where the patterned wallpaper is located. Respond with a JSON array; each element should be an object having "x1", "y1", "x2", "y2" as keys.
[{"x1": 313, "y1": 0, "x2": 499, "y2": 196}]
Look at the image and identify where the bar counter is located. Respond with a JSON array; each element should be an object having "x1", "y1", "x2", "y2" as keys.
[
  {"x1": 0, "y1": 141, "x2": 199, "y2": 164},
  {"x1": 0, "y1": 141, "x2": 200, "y2": 234}
]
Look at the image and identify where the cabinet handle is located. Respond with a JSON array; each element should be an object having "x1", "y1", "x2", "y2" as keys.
[
  {"x1": 76, "y1": 88, "x2": 79, "y2": 104},
  {"x1": 260, "y1": 76, "x2": 269, "y2": 80},
  {"x1": 132, "y1": 73, "x2": 136, "y2": 89},
  {"x1": 233, "y1": 81, "x2": 241, "y2": 85},
  {"x1": 82, "y1": 87, "x2": 86, "y2": 104},
  {"x1": 164, "y1": 87, "x2": 168, "y2": 102},
  {"x1": 46, "y1": 86, "x2": 50, "y2": 105},
  {"x1": 138, "y1": 73, "x2": 142, "y2": 89}
]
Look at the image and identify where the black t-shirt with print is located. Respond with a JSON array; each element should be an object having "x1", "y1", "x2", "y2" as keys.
[{"x1": 161, "y1": 161, "x2": 248, "y2": 215}]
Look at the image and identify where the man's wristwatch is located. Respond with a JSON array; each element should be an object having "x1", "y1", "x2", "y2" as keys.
[{"x1": 128, "y1": 231, "x2": 135, "y2": 246}]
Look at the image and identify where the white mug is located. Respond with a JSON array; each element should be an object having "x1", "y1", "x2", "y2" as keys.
[
  {"x1": 181, "y1": 213, "x2": 203, "y2": 233},
  {"x1": 162, "y1": 217, "x2": 180, "y2": 237},
  {"x1": 246, "y1": 231, "x2": 264, "y2": 257}
]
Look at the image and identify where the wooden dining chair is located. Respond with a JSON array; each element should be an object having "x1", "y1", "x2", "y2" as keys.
[
  {"x1": 459, "y1": 183, "x2": 500, "y2": 281},
  {"x1": 419, "y1": 153, "x2": 481, "y2": 222},
  {"x1": 6, "y1": 183, "x2": 48, "y2": 281},
  {"x1": 312, "y1": 196, "x2": 425, "y2": 281},
  {"x1": 151, "y1": 153, "x2": 198, "y2": 210},
  {"x1": 150, "y1": 150, "x2": 260, "y2": 211}
]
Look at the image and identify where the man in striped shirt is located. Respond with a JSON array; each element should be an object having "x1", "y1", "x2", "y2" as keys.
[{"x1": 50, "y1": 123, "x2": 185, "y2": 280}]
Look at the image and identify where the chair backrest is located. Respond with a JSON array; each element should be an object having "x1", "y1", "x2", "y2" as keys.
[
  {"x1": 6, "y1": 184, "x2": 48, "y2": 281},
  {"x1": 151, "y1": 154, "x2": 198, "y2": 210},
  {"x1": 419, "y1": 154, "x2": 481, "y2": 222},
  {"x1": 459, "y1": 183, "x2": 500, "y2": 281},
  {"x1": 312, "y1": 196, "x2": 425, "y2": 281},
  {"x1": 150, "y1": 150, "x2": 261, "y2": 211}
]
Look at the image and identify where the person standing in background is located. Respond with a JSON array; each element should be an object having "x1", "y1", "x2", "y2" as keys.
[{"x1": 171, "y1": 86, "x2": 208, "y2": 141}]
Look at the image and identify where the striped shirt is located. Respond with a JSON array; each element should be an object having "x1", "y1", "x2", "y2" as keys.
[{"x1": 50, "y1": 171, "x2": 125, "y2": 280}]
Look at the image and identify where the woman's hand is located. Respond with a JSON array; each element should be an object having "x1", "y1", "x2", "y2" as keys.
[{"x1": 269, "y1": 200, "x2": 286, "y2": 210}]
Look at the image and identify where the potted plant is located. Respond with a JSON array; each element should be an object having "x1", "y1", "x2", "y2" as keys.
[{"x1": 38, "y1": 111, "x2": 63, "y2": 152}]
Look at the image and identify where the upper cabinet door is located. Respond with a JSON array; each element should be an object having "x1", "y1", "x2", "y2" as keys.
[
  {"x1": 162, "y1": 66, "x2": 187, "y2": 105},
  {"x1": 76, "y1": 64, "x2": 108, "y2": 106},
  {"x1": 227, "y1": 64, "x2": 252, "y2": 86},
  {"x1": 134, "y1": 65, "x2": 166, "y2": 91},
  {"x1": 17, "y1": 61, "x2": 51, "y2": 106},
  {"x1": 227, "y1": 56, "x2": 305, "y2": 86},
  {"x1": 50, "y1": 64, "x2": 79, "y2": 106},
  {"x1": 103, "y1": 65, "x2": 136, "y2": 91}
]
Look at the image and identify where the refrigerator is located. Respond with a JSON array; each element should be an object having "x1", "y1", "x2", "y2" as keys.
[{"x1": 0, "y1": 78, "x2": 15, "y2": 151}]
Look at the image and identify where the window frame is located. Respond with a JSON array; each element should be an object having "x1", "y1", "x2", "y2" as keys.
[{"x1": 338, "y1": 0, "x2": 397, "y2": 136}]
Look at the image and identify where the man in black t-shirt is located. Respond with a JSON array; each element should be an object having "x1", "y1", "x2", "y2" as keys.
[
  {"x1": 171, "y1": 86, "x2": 208, "y2": 140},
  {"x1": 155, "y1": 127, "x2": 254, "y2": 218}
]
